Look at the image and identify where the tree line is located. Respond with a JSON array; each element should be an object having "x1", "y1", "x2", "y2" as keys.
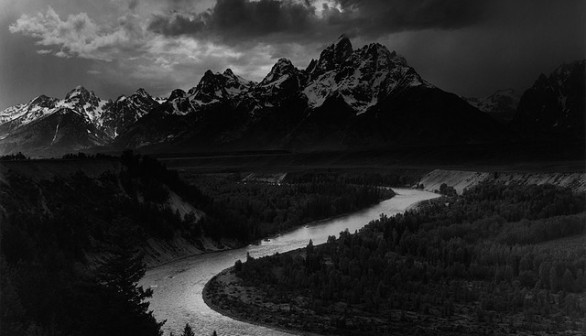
[
  {"x1": 0, "y1": 151, "x2": 394, "y2": 335},
  {"x1": 184, "y1": 172, "x2": 394, "y2": 241},
  {"x1": 235, "y1": 183, "x2": 586, "y2": 334}
]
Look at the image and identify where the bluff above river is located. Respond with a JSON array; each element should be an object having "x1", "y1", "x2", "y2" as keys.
[{"x1": 418, "y1": 169, "x2": 586, "y2": 194}]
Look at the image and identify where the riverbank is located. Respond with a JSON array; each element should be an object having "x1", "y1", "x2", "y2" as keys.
[
  {"x1": 202, "y1": 193, "x2": 442, "y2": 336},
  {"x1": 142, "y1": 188, "x2": 440, "y2": 335},
  {"x1": 201, "y1": 186, "x2": 586, "y2": 336},
  {"x1": 203, "y1": 265, "x2": 324, "y2": 336},
  {"x1": 418, "y1": 169, "x2": 586, "y2": 194},
  {"x1": 141, "y1": 189, "x2": 397, "y2": 270},
  {"x1": 204, "y1": 264, "x2": 351, "y2": 336}
]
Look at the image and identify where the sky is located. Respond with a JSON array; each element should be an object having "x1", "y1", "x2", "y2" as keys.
[{"x1": 0, "y1": 0, "x2": 584, "y2": 109}]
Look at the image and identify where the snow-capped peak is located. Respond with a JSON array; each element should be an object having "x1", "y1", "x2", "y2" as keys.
[
  {"x1": 182, "y1": 68, "x2": 253, "y2": 112},
  {"x1": 30, "y1": 95, "x2": 59, "y2": 107},
  {"x1": 333, "y1": 34, "x2": 353, "y2": 61},
  {"x1": 135, "y1": 88, "x2": 151, "y2": 98},
  {"x1": 65, "y1": 85, "x2": 93, "y2": 101},
  {"x1": 260, "y1": 58, "x2": 299, "y2": 86},
  {"x1": 0, "y1": 85, "x2": 153, "y2": 139},
  {"x1": 168, "y1": 89, "x2": 187, "y2": 102},
  {"x1": 0, "y1": 94, "x2": 60, "y2": 128},
  {"x1": 189, "y1": 69, "x2": 250, "y2": 96},
  {"x1": 57, "y1": 86, "x2": 107, "y2": 124},
  {"x1": 304, "y1": 36, "x2": 430, "y2": 115},
  {"x1": 223, "y1": 68, "x2": 235, "y2": 76},
  {"x1": 0, "y1": 104, "x2": 28, "y2": 124},
  {"x1": 308, "y1": 34, "x2": 354, "y2": 80}
]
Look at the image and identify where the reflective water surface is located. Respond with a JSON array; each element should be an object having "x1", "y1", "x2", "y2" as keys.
[{"x1": 141, "y1": 188, "x2": 440, "y2": 336}]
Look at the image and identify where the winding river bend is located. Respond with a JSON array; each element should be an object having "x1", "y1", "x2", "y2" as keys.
[{"x1": 141, "y1": 188, "x2": 440, "y2": 336}]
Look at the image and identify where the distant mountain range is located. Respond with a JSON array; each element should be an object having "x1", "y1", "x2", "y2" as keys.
[
  {"x1": 0, "y1": 36, "x2": 583, "y2": 157},
  {"x1": 465, "y1": 89, "x2": 521, "y2": 123}
]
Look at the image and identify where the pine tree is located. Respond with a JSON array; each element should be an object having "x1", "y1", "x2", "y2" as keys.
[
  {"x1": 550, "y1": 266, "x2": 560, "y2": 292},
  {"x1": 181, "y1": 324, "x2": 195, "y2": 336},
  {"x1": 307, "y1": 239, "x2": 314, "y2": 254},
  {"x1": 97, "y1": 220, "x2": 164, "y2": 336},
  {"x1": 561, "y1": 269, "x2": 575, "y2": 292}
]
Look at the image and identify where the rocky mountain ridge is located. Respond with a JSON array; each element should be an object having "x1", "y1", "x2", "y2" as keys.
[
  {"x1": 2, "y1": 36, "x2": 581, "y2": 157},
  {"x1": 513, "y1": 60, "x2": 585, "y2": 140},
  {"x1": 466, "y1": 89, "x2": 521, "y2": 123}
]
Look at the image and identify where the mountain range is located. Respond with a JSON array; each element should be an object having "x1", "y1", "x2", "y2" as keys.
[
  {"x1": 465, "y1": 89, "x2": 521, "y2": 123},
  {"x1": 0, "y1": 36, "x2": 583, "y2": 157}
]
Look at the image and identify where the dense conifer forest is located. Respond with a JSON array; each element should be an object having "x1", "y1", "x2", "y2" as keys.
[
  {"x1": 217, "y1": 183, "x2": 586, "y2": 335},
  {"x1": 0, "y1": 153, "x2": 391, "y2": 335},
  {"x1": 184, "y1": 172, "x2": 393, "y2": 241}
]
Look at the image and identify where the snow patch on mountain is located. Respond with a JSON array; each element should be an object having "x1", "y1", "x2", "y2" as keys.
[
  {"x1": 186, "y1": 69, "x2": 255, "y2": 110},
  {"x1": 304, "y1": 36, "x2": 430, "y2": 115},
  {"x1": 0, "y1": 104, "x2": 27, "y2": 123},
  {"x1": 0, "y1": 86, "x2": 158, "y2": 140}
]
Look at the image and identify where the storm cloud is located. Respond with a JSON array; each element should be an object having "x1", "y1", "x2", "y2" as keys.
[
  {"x1": 149, "y1": 0, "x2": 318, "y2": 42},
  {"x1": 147, "y1": 0, "x2": 492, "y2": 43},
  {"x1": 334, "y1": 0, "x2": 490, "y2": 34},
  {"x1": 1, "y1": 0, "x2": 584, "y2": 110}
]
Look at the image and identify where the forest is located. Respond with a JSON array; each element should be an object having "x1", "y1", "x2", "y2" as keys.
[
  {"x1": 0, "y1": 152, "x2": 392, "y2": 336},
  {"x1": 182, "y1": 172, "x2": 393, "y2": 241},
  {"x1": 231, "y1": 183, "x2": 586, "y2": 335}
]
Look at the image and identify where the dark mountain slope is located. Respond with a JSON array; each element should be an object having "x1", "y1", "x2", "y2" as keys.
[
  {"x1": 512, "y1": 60, "x2": 585, "y2": 140},
  {"x1": 0, "y1": 109, "x2": 109, "y2": 157}
]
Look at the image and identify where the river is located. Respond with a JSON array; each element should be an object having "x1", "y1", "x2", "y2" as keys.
[{"x1": 141, "y1": 188, "x2": 440, "y2": 336}]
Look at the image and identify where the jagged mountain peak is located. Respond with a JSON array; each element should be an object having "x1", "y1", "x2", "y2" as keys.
[
  {"x1": 260, "y1": 58, "x2": 303, "y2": 87},
  {"x1": 135, "y1": 88, "x2": 151, "y2": 98},
  {"x1": 114, "y1": 88, "x2": 155, "y2": 103},
  {"x1": 223, "y1": 68, "x2": 235, "y2": 76},
  {"x1": 334, "y1": 34, "x2": 353, "y2": 59},
  {"x1": 466, "y1": 88, "x2": 520, "y2": 123},
  {"x1": 355, "y1": 43, "x2": 408, "y2": 69},
  {"x1": 309, "y1": 35, "x2": 354, "y2": 79},
  {"x1": 188, "y1": 68, "x2": 250, "y2": 100},
  {"x1": 30, "y1": 95, "x2": 59, "y2": 107},
  {"x1": 101, "y1": 88, "x2": 158, "y2": 138},
  {"x1": 304, "y1": 36, "x2": 428, "y2": 114},
  {"x1": 1, "y1": 36, "x2": 521, "y2": 156},
  {"x1": 56, "y1": 85, "x2": 110, "y2": 126},
  {"x1": 513, "y1": 59, "x2": 585, "y2": 139},
  {"x1": 306, "y1": 58, "x2": 317, "y2": 73},
  {"x1": 271, "y1": 58, "x2": 295, "y2": 72},
  {"x1": 65, "y1": 85, "x2": 95, "y2": 101},
  {"x1": 336, "y1": 33, "x2": 350, "y2": 43},
  {"x1": 553, "y1": 59, "x2": 585, "y2": 76},
  {"x1": 192, "y1": 69, "x2": 249, "y2": 90},
  {"x1": 202, "y1": 69, "x2": 216, "y2": 79},
  {"x1": 168, "y1": 89, "x2": 186, "y2": 101}
]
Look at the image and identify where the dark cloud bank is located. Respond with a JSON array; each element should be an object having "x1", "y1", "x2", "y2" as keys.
[
  {"x1": 148, "y1": 0, "x2": 491, "y2": 43},
  {"x1": 144, "y1": 0, "x2": 585, "y2": 98},
  {"x1": 2, "y1": 0, "x2": 584, "y2": 109}
]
